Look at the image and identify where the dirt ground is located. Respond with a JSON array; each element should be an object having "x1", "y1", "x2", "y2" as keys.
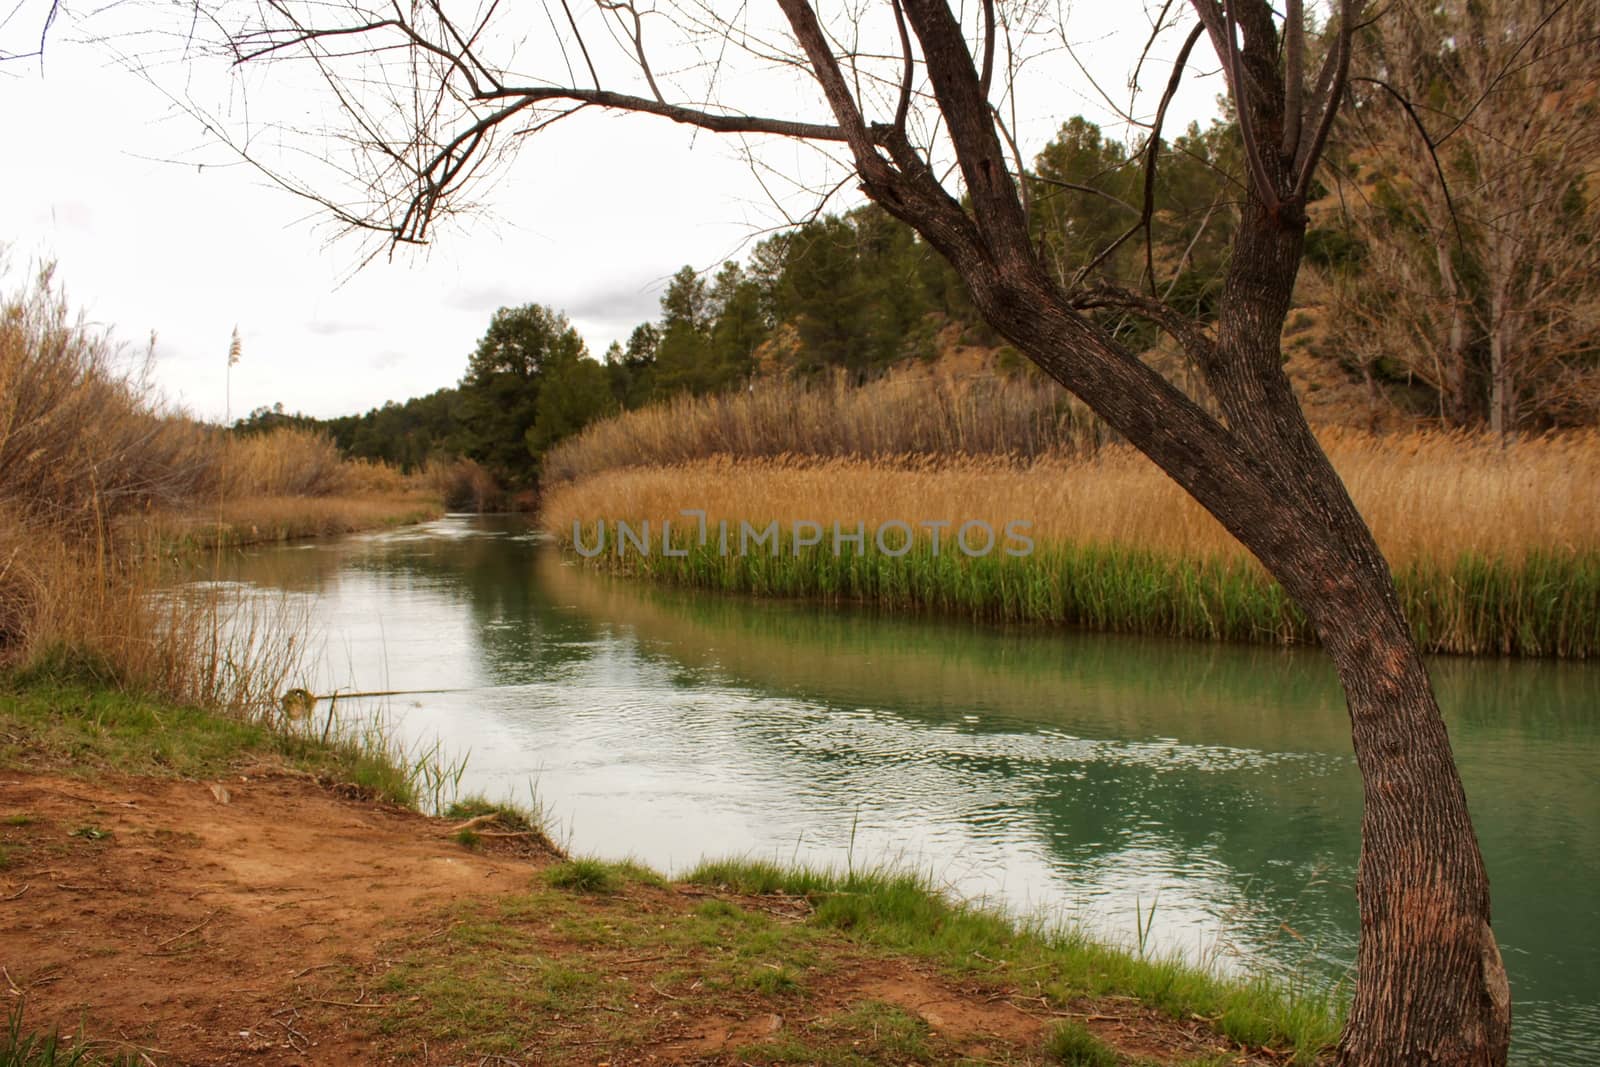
[{"x1": 0, "y1": 770, "x2": 1269, "y2": 1066}]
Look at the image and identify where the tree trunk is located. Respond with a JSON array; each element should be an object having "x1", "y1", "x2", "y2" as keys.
[
  {"x1": 1321, "y1": 581, "x2": 1513, "y2": 1065},
  {"x1": 795, "y1": 1, "x2": 1513, "y2": 1056},
  {"x1": 1489, "y1": 286, "x2": 1510, "y2": 442},
  {"x1": 961, "y1": 199, "x2": 1513, "y2": 1065},
  {"x1": 1206, "y1": 203, "x2": 1512, "y2": 1067}
]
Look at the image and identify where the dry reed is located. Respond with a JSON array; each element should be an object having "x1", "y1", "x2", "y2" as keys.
[
  {"x1": 542, "y1": 432, "x2": 1600, "y2": 566},
  {"x1": 540, "y1": 434, "x2": 1600, "y2": 656},
  {"x1": 543, "y1": 367, "x2": 1098, "y2": 483}
]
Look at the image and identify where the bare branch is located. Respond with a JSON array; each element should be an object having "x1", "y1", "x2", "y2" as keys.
[
  {"x1": 1071, "y1": 20, "x2": 1205, "y2": 291},
  {"x1": 1069, "y1": 281, "x2": 1217, "y2": 366},
  {"x1": 978, "y1": 0, "x2": 995, "y2": 100},
  {"x1": 1350, "y1": 75, "x2": 1466, "y2": 248},
  {"x1": 1291, "y1": 0, "x2": 1354, "y2": 199},
  {"x1": 1282, "y1": 0, "x2": 1304, "y2": 158},
  {"x1": 890, "y1": 0, "x2": 914, "y2": 132}
]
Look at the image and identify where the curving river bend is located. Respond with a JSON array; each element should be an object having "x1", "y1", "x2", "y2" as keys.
[{"x1": 209, "y1": 515, "x2": 1599, "y2": 1063}]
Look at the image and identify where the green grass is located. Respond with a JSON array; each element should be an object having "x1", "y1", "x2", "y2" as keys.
[
  {"x1": 444, "y1": 796, "x2": 539, "y2": 832},
  {"x1": 1, "y1": 1003, "x2": 139, "y2": 1067},
  {"x1": 543, "y1": 856, "x2": 665, "y2": 894},
  {"x1": 0, "y1": 677, "x2": 449, "y2": 810},
  {"x1": 685, "y1": 859, "x2": 1341, "y2": 1065},
  {"x1": 371, "y1": 877, "x2": 841, "y2": 1056},
  {"x1": 568, "y1": 531, "x2": 1600, "y2": 657},
  {"x1": 545, "y1": 857, "x2": 621, "y2": 893},
  {"x1": 290, "y1": 848, "x2": 1335, "y2": 1064},
  {"x1": 1044, "y1": 1021, "x2": 1118, "y2": 1066}
]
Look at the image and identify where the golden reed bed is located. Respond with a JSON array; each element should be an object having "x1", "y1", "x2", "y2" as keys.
[{"x1": 542, "y1": 429, "x2": 1600, "y2": 569}]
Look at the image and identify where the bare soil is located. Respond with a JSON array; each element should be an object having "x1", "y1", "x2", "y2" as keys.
[{"x1": 0, "y1": 770, "x2": 1269, "y2": 1066}]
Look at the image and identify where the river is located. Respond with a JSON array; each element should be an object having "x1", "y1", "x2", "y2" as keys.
[{"x1": 209, "y1": 515, "x2": 1599, "y2": 1063}]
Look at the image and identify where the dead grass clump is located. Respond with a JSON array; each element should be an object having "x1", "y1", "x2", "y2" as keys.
[{"x1": 422, "y1": 456, "x2": 504, "y2": 512}]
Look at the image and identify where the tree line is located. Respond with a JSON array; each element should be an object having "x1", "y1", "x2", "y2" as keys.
[{"x1": 240, "y1": 29, "x2": 1600, "y2": 487}]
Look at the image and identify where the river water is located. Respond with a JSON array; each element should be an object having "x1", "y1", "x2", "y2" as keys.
[{"x1": 211, "y1": 515, "x2": 1599, "y2": 1062}]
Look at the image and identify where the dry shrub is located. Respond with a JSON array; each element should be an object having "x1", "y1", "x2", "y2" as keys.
[
  {"x1": 0, "y1": 265, "x2": 213, "y2": 533},
  {"x1": 220, "y1": 427, "x2": 348, "y2": 497},
  {"x1": 0, "y1": 262, "x2": 400, "y2": 704},
  {"x1": 543, "y1": 367, "x2": 1097, "y2": 483}
]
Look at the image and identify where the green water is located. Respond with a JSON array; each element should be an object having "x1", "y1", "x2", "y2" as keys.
[{"x1": 215, "y1": 515, "x2": 1600, "y2": 1062}]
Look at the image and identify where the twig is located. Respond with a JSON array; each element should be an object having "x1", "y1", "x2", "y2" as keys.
[
  {"x1": 305, "y1": 996, "x2": 389, "y2": 1009},
  {"x1": 154, "y1": 909, "x2": 217, "y2": 949},
  {"x1": 1, "y1": 884, "x2": 29, "y2": 902},
  {"x1": 291, "y1": 962, "x2": 342, "y2": 978}
]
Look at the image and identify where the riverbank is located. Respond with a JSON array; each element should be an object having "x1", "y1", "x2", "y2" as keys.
[
  {"x1": 540, "y1": 438, "x2": 1600, "y2": 657},
  {"x1": 0, "y1": 680, "x2": 1338, "y2": 1066},
  {"x1": 123, "y1": 491, "x2": 445, "y2": 553}
]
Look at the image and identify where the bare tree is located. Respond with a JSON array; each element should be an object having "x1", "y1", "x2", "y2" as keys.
[
  {"x1": 110, "y1": 0, "x2": 1516, "y2": 1061},
  {"x1": 1319, "y1": 0, "x2": 1600, "y2": 435}
]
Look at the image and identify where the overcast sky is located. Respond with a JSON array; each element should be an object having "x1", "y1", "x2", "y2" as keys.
[{"x1": 1, "y1": 1, "x2": 1224, "y2": 422}]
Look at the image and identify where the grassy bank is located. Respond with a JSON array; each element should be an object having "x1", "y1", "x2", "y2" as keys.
[
  {"x1": 541, "y1": 438, "x2": 1600, "y2": 657},
  {"x1": 1, "y1": 675, "x2": 1340, "y2": 1065},
  {"x1": 0, "y1": 677, "x2": 435, "y2": 808},
  {"x1": 129, "y1": 491, "x2": 443, "y2": 553},
  {"x1": 371, "y1": 854, "x2": 1339, "y2": 1065}
]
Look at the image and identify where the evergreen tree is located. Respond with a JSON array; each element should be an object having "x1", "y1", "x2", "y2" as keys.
[
  {"x1": 705, "y1": 262, "x2": 767, "y2": 386},
  {"x1": 457, "y1": 304, "x2": 585, "y2": 485},
  {"x1": 527, "y1": 342, "x2": 618, "y2": 462},
  {"x1": 653, "y1": 266, "x2": 717, "y2": 395}
]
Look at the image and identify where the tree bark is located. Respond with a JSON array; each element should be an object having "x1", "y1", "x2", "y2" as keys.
[
  {"x1": 948, "y1": 184, "x2": 1513, "y2": 1064},
  {"x1": 1193, "y1": 195, "x2": 1512, "y2": 1067}
]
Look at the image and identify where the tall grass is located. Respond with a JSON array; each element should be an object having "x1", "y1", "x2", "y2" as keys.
[
  {"x1": 218, "y1": 426, "x2": 354, "y2": 497},
  {"x1": 541, "y1": 437, "x2": 1600, "y2": 656},
  {"x1": 543, "y1": 366, "x2": 1099, "y2": 482}
]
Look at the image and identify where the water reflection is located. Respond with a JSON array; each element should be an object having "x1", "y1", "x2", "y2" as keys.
[{"x1": 208, "y1": 516, "x2": 1600, "y2": 1063}]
